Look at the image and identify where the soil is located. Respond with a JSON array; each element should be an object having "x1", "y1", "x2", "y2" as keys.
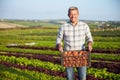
[
  {"x1": 0, "y1": 22, "x2": 26, "y2": 29},
  {"x1": 7, "y1": 45, "x2": 120, "y2": 54}
]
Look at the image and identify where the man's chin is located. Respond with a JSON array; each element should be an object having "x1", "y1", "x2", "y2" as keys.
[{"x1": 71, "y1": 20, "x2": 77, "y2": 23}]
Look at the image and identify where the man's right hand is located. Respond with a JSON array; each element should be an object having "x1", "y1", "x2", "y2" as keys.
[
  {"x1": 59, "y1": 46, "x2": 63, "y2": 53},
  {"x1": 56, "y1": 44, "x2": 63, "y2": 53}
]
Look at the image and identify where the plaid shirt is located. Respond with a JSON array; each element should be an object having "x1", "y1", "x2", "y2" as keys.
[{"x1": 56, "y1": 21, "x2": 93, "y2": 51}]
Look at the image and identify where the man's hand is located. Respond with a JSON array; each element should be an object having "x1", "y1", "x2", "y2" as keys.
[
  {"x1": 56, "y1": 44, "x2": 63, "y2": 52},
  {"x1": 87, "y1": 41, "x2": 93, "y2": 52},
  {"x1": 59, "y1": 46, "x2": 63, "y2": 53}
]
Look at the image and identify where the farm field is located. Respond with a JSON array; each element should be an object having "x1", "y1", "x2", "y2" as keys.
[{"x1": 0, "y1": 20, "x2": 120, "y2": 80}]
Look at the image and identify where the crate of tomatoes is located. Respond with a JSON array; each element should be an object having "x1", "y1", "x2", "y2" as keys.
[{"x1": 61, "y1": 51, "x2": 91, "y2": 67}]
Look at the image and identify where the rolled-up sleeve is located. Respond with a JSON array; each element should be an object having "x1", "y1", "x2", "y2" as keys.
[
  {"x1": 56, "y1": 26, "x2": 64, "y2": 45},
  {"x1": 85, "y1": 25, "x2": 93, "y2": 43}
]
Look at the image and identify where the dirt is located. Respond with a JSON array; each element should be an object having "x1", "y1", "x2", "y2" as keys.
[
  {"x1": 0, "y1": 22, "x2": 26, "y2": 29},
  {"x1": 7, "y1": 45, "x2": 120, "y2": 54}
]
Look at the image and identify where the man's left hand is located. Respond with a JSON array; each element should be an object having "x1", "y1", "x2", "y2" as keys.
[{"x1": 88, "y1": 41, "x2": 93, "y2": 52}]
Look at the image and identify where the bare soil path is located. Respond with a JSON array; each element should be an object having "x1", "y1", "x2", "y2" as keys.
[{"x1": 0, "y1": 22, "x2": 26, "y2": 29}]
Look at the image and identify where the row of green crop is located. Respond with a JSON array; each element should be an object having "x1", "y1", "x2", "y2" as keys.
[
  {"x1": 91, "y1": 53, "x2": 120, "y2": 61},
  {"x1": 0, "y1": 40, "x2": 119, "y2": 50},
  {"x1": 93, "y1": 42, "x2": 120, "y2": 49},
  {"x1": 1, "y1": 28, "x2": 120, "y2": 37},
  {"x1": 0, "y1": 64, "x2": 65, "y2": 80},
  {"x1": 1, "y1": 39, "x2": 119, "y2": 50},
  {"x1": 0, "y1": 55, "x2": 120, "y2": 80},
  {"x1": 87, "y1": 68, "x2": 120, "y2": 80},
  {"x1": 0, "y1": 28, "x2": 119, "y2": 39},
  {"x1": 1, "y1": 45, "x2": 120, "y2": 60},
  {"x1": 0, "y1": 55, "x2": 64, "y2": 71},
  {"x1": 91, "y1": 30, "x2": 120, "y2": 37},
  {"x1": 0, "y1": 45, "x2": 59, "y2": 55},
  {"x1": 0, "y1": 27, "x2": 119, "y2": 36},
  {"x1": 0, "y1": 41, "x2": 120, "y2": 50},
  {"x1": 1, "y1": 45, "x2": 120, "y2": 61},
  {"x1": 2, "y1": 34, "x2": 120, "y2": 43},
  {"x1": 0, "y1": 28, "x2": 120, "y2": 49},
  {"x1": 93, "y1": 36, "x2": 120, "y2": 42}
]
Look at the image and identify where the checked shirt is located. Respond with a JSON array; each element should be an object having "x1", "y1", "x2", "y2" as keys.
[{"x1": 56, "y1": 21, "x2": 93, "y2": 51}]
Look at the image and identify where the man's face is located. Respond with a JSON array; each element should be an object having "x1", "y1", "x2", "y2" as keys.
[{"x1": 68, "y1": 10, "x2": 79, "y2": 23}]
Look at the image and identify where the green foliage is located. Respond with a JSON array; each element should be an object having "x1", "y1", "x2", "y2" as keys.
[
  {"x1": 91, "y1": 30, "x2": 120, "y2": 37},
  {"x1": 0, "y1": 56, "x2": 120, "y2": 80},
  {"x1": 0, "y1": 55, "x2": 65, "y2": 71},
  {"x1": 0, "y1": 64, "x2": 65, "y2": 80},
  {"x1": 93, "y1": 42, "x2": 120, "y2": 49},
  {"x1": 91, "y1": 54, "x2": 120, "y2": 61},
  {"x1": 0, "y1": 20, "x2": 120, "y2": 80},
  {"x1": 0, "y1": 45, "x2": 59, "y2": 55},
  {"x1": 88, "y1": 68, "x2": 120, "y2": 80}
]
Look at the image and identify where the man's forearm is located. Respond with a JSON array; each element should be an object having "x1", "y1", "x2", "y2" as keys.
[{"x1": 88, "y1": 41, "x2": 92, "y2": 46}]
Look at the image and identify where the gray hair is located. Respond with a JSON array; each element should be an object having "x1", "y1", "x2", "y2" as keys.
[{"x1": 68, "y1": 6, "x2": 79, "y2": 15}]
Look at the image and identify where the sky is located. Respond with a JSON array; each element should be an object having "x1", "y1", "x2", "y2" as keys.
[{"x1": 0, "y1": 0, "x2": 120, "y2": 21}]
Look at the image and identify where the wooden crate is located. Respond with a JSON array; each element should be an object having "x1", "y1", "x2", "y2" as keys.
[{"x1": 61, "y1": 51, "x2": 91, "y2": 67}]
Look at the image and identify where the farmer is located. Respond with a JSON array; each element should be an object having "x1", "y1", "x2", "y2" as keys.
[{"x1": 56, "y1": 6, "x2": 93, "y2": 80}]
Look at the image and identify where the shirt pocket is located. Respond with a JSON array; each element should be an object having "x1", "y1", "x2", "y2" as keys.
[
  {"x1": 78, "y1": 30, "x2": 86, "y2": 39},
  {"x1": 64, "y1": 30, "x2": 73, "y2": 41}
]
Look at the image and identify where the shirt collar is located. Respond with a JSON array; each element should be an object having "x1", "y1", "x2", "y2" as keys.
[{"x1": 68, "y1": 20, "x2": 80, "y2": 27}]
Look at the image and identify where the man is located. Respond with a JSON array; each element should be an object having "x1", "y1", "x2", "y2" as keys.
[{"x1": 56, "y1": 6, "x2": 93, "y2": 80}]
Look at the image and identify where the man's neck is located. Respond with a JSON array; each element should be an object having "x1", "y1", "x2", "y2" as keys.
[{"x1": 71, "y1": 21, "x2": 78, "y2": 27}]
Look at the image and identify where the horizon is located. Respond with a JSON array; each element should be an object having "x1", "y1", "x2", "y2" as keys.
[{"x1": 1, "y1": 18, "x2": 119, "y2": 22}]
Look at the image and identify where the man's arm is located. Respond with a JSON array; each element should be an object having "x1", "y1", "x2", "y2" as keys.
[
  {"x1": 56, "y1": 26, "x2": 64, "y2": 52},
  {"x1": 85, "y1": 24, "x2": 93, "y2": 52}
]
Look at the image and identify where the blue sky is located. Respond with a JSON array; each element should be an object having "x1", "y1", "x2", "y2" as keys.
[{"x1": 0, "y1": 0, "x2": 120, "y2": 21}]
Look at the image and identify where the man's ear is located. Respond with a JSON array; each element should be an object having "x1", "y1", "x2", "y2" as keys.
[{"x1": 68, "y1": 13, "x2": 70, "y2": 17}]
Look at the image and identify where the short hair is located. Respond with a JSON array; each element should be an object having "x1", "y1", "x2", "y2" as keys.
[{"x1": 68, "y1": 6, "x2": 79, "y2": 15}]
